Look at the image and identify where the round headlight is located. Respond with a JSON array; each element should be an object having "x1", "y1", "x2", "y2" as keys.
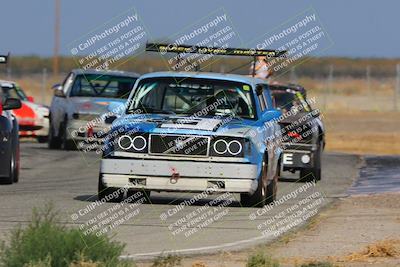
[
  {"x1": 301, "y1": 154, "x2": 311, "y2": 164},
  {"x1": 132, "y1": 136, "x2": 147, "y2": 151},
  {"x1": 213, "y1": 139, "x2": 228, "y2": 154},
  {"x1": 118, "y1": 135, "x2": 133, "y2": 150},
  {"x1": 228, "y1": 140, "x2": 242, "y2": 155}
]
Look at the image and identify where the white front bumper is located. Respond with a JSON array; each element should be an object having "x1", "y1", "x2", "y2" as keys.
[{"x1": 100, "y1": 158, "x2": 259, "y2": 193}]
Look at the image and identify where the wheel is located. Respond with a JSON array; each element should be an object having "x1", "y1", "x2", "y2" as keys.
[
  {"x1": 12, "y1": 145, "x2": 19, "y2": 183},
  {"x1": 265, "y1": 159, "x2": 280, "y2": 205},
  {"x1": 60, "y1": 119, "x2": 76, "y2": 150},
  {"x1": 37, "y1": 136, "x2": 48, "y2": 143},
  {"x1": 48, "y1": 119, "x2": 61, "y2": 149},
  {"x1": 241, "y1": 158, "x2": 269, "y2": 207},
  {"x1": 128, "y1": 189, "x2": 151, "y2": 203},
  {"x1": 2, "y1": 153, "x2": 15, "y2": 185},
  {"x1": 299, "y1": 141, "x2": 322, "y2": 182},
  {"x1": 98, "y1": 175, "x2": 124, "y2": 202}
]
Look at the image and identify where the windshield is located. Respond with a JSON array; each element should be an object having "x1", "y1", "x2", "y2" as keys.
[
  {"x1": 128, "y1": 77, "x2": 256, "y2": 119},
  {"x1": 272, "y1": 90, "x2": 310, "y2": 112},
  {"x1": 70, "y1": 74, "x2": 137, "y2": 98},
  {"x1": 1, "y1": 85, "x2": 28, "y2": 101}
]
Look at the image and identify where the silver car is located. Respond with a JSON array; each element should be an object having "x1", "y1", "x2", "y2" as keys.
[{"x1": 48, "y1": 69, "x2": 140, "y2": 150}]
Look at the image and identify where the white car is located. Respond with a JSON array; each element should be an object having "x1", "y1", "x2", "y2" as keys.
[{"x1": 48, "y1": 69, "x2": 140, "y2": 150}]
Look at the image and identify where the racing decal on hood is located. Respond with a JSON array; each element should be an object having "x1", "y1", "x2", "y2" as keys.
[{"x1": 159, "y1": 117, "x2": 223, "y2": 131}]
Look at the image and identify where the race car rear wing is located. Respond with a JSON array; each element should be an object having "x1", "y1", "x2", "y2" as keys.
[
  {"x1": 146, "y1": 43, "x2": 287, "y2": 58},
  {"x1": 145, "y1": 43, "x2": 286, "y2": 76}
]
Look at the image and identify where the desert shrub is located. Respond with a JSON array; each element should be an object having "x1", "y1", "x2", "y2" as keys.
[
  {"x1": 0, "y1": 203, "x2": 134, "y2": 267},
  {"x1": 246, "y1": 250, "x2": 279, "y2": 267},
  {"x1": 151, "y1": 254, "x2": 181, "y2": 267}
]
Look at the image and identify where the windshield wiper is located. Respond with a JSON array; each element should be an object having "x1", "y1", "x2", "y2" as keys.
[{"x1": 127, "y1": 106, "x2": 176, "y2": 115}]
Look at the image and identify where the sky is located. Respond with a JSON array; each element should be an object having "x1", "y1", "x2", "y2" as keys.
[{"x1": 0, "y1": 0, "x2": 398, "y2": 58}]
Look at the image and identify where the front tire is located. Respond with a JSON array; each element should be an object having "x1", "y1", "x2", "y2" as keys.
[
  {"x1": 98, "y1": 175, "x2": 124, "y2": 203},
  {"x1": 60, "y1": 119, "x2": 76, "y2": 151},
  {"x1": 12, "y1": 146, "x2": 19, "y2": 183},
  {"x1": 48, "y1": 119, "x2": 61, "y2": 149},
  {"x1": 37, "y1": 136, "x2": 48, "y2": 143},
  {"x1": 241, "y1": 159, "x2": 270, "y2": 207}
]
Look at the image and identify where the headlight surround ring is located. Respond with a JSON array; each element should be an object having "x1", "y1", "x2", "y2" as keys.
[
  {"x1": 227, "y1": 140, "x2": 242, "y2": 156},
  {"x1": 213, "y1": 139, "x2": 228, "y2": 155},
  {"x1": 132, "y1": 135, "x2": 147, "y2": 151},
  {"x1": 118, "y1": 135, "x2": 133, "y2": 150}
]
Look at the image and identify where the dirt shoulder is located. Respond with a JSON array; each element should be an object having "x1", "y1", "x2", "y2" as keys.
[{"x1": 137, "y1": 193, "x2": 400, "y2": 267}]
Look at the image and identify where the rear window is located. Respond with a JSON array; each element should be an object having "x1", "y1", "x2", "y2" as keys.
[{"x1": 70, "y1": 74, "x2": 137, "y2": 98}]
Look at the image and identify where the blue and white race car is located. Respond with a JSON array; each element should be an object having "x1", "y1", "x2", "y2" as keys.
[{"x1": 98, "y1": 71, "x2": 283, "y2": 207}]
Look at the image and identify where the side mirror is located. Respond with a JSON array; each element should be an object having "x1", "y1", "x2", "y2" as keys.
[
  {"x1": 260, "y1": 109, "x2": 282, "y2": 122},
  {"x1": 107, "y1": 101, "x2": 125, "y2": 116},
  {"x1": 52, "y1": 84, "x2": 65, "y2": 97},
  {"x1": 27, "y1": 96, "x2": 34, "y2": 102},
  {"x1": 312, "y1": 109, "x2": 320, "y2": 118},
  {"x1": 256, "y1": 84, "x2": 263, "y2": 96},
  {"x1": 3, "y1": 98, "x2": 22, "y2": 110}
]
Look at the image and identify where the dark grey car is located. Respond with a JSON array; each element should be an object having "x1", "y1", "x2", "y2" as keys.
[
  {"x1": 0, "y1": 92, "x2": 22, "y2": 184},
  {"x1": 270, "y1": 83, "x2": 325, "y2": 182}
]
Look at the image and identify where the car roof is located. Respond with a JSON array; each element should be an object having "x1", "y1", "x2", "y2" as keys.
[
  {"x1": 0, "y1": 79, "x2": 16, "y2": 88},
  {"x1": 71, "y1": 69, "x2": 140, "y2": 78},
  {"x1": 137, "y1": 71, "x2": 267, "y2": 86}
]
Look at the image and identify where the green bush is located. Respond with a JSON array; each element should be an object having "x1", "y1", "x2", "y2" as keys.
[
  {"x1": 151, "y1": 254, "x2": 181, "y2": 267},
  {"x1": 246, "y1": 250, "x2": 279, "y2": 267},
  {"x1": 0, "y1": 203, "x2": 134, "y2": 267},
  {"x1": 299, "y1": 262, "x2": 334, "y2": 267}
]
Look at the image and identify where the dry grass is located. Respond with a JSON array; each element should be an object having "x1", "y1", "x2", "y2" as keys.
[
  {"x1": 279, "y1": 240, "x2": 400, "y2": 266},
  {"x1": 344, "y1": 239, "x2": 400, "y2": 261},
  {"x1": 323, "y1": 111, "x2": 400, "y2": 155}
]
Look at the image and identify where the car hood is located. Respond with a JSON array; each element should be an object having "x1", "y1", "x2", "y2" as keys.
[
  {"x1": 12, "y1": 100, "x2": 49, "y2": 122},
  {"x1": 69, "y1": 97, "x2": 126, "y2": 115},
  {"x1": 113, "y1": 114, "x2": 260, "y2": 138}
]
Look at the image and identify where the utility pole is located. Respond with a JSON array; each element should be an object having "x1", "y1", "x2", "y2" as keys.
[
  {"x1": 53, "y1": 0, "x2": 61, "y2": 76},
  {"x1": 395, "y1": 64, "x2": 400, "y2": 111},
  {"x1": 42, "y1": 68, "x2": 48, "y2": 105},
  {"x1": 366, "y1": 65, "x2": 371, "y2": 96}
]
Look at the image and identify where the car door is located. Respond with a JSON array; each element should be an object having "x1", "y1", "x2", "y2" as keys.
[
  {"x1": 50, "y1": 72, "x2": 74, "y2": 135},
  {"x1": 260, "y1": 84, "x2": 282, "y2": 177}
]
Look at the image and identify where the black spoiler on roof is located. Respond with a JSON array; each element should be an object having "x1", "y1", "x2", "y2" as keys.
[
  {"x1": 0, "y1": 53, "x2": 10, "y2": 64},
  {"x1": 146, "y1": 43, "x2": 287, "y2": 58}
]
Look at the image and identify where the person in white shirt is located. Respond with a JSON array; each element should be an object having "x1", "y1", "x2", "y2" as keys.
[{"x1": 250, "y1": 56, "x2": 273, "y2": 79}]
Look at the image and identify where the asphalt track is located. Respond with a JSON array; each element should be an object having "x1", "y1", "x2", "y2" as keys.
[{"x1": 0, "y1": 143, "x2": 362, "y2": 259}]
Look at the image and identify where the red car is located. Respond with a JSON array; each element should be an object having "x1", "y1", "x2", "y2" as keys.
[{"x1": 0, "y1": 80, "x2": 49, "y2": 143}]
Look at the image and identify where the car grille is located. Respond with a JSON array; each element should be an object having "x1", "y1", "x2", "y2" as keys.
[
  {"x1": 149, "y1": 134, "x2": 210, "y2": 157},
  {"x1": 280, "y1": 122, "x2": 314, "y2": 145}
]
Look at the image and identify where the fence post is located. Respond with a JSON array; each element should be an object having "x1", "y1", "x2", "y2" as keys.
[
  {"x1": 290, "y1": 66, "x2": 297, "y2": 84},
  {"x1": 6, "y1": 67, "x2": 11, "y2": 80},
  {"x1": 324, "y1": 65, "x2": 333, "y2": 111}
]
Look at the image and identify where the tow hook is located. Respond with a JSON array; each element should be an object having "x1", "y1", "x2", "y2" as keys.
[{"x1": 170, "y1": 168, "x2": 180, "y2": 184}]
